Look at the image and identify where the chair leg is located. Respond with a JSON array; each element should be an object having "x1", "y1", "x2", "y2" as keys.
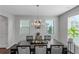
[
  {"x1": 46, "y1": 48, "x2": 51, "y2": 54},
  {"x1": 30, "y1": 49, "x2": 35, "y2": 54}
]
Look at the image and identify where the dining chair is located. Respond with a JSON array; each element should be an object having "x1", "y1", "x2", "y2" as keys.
[
  {"x1": 51, "y1": 45, "x2": 63, "y2": 54},
  {"x1": 10, "y1": 44, "x2": 18, "y2": 54},
  {"x1": 35, "y1": 45, "x2": 47, "y2": 54},
  {"x1": 26, "y1": 36, "x2": 33, "y2": 42},
  {"x1": 30, "y1": 45, "x2": 35, "y2": 54},
  {"x1": 44, "y1": 35, "x2": 51, "y2": 41},
  {"x1": 17, "y1": 45, "x2": 30, "y2": 54}
]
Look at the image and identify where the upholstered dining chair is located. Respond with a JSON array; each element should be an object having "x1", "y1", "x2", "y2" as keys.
[
  {"x1": 35, "y1": 45, "x2": 47, "y2": 54},
  {"x1": 51, "y1": 45, "x2": 64, "y2": 54},
  {"x1": 17, "y1": 45, "x2": 30, "y2": 54},
  {"x1": 26, "y1": 36, "x2": 33, "y2": 42},
  {"x1": 44, "y1": 35, "x2": 51, "y2": 41}
]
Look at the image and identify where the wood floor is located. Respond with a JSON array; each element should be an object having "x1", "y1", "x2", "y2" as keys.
[
  {"x1": 0, "y1": 48, "x2": 9, "y2": 54},
  {"x1": 0, "y1": 48, "x2": 72, "y2": 54}
]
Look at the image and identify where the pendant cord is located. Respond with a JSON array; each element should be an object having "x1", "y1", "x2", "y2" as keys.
[{"x1": 36, "y1": 5, "x2": 39, "y2": 20}]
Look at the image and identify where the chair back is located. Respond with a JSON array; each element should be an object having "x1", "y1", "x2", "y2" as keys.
[
  {"x1": 35, "y1": 45, "x2": 47, "y2": 54},
  {"x1": 51, "y1": 45, "x2": 63, "y2": 54},
  {"x1": 26, "y1": 36, "x2": 33, "y2": 42},
  {"x1": 17, "y1": 45, "x2": 30, "y2": 54},
  {"x1": 44, "y1": 35, "x2": 51, "y2": 41}
]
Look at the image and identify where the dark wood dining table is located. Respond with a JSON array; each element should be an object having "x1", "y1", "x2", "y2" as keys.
[{"x1": 10, "y1": 39, "x2": 65, "y2": 54}]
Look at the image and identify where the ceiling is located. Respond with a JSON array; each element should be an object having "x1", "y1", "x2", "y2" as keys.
[{"x1": 0, "y1": 5, "x2": 77, "y2": 16}]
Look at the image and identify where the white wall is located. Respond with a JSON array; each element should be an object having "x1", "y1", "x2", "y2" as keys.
[
  {"x1": 0, "y1": 9, "x2": 15, "y2": 49},
  {"x1": 0, "y1": 15, "x2": 8, "y2": 48},
  {"x1": 0, "y1": 9, "x2": 59, "y2": 49},
  {"x1": 59, "y1": 6, "x2": 79, "y2": 53},
  {"x1": 0, "y1": 8, "x2": 59, "y2": 49},
  {"x1": 14, "y1": 15, "x2": 59, "y2": 46},
  {"x1": 8, "y1": 16, "x2": 16, "y2": 49}
]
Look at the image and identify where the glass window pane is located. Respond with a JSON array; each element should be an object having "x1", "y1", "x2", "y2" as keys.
[
  {"x1": 20, "y1": 20, "x2": 30, "y2": 35},
  {"x1": 68, "y1": 15, "x2": 79, "y2": 44},
  {"x1": 45, "y1": 20, "x2": 54, "y2": 34}
]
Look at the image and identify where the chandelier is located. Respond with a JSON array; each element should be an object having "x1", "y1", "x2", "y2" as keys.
[
  {"x1": 32, "y1": 5, "x2": 41, "y2": 29},
  {"x1": 32, "y1": 19, "x2": 41, "y2": 29}
]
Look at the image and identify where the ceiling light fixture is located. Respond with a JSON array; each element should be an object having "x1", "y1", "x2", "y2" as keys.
[{"x1": 32, "y1": 5, "x2": 41, "y2": 29}]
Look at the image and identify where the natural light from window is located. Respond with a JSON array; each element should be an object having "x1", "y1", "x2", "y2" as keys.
[
  {"x1": 20, "y1": 20, "x2": 30, "y2": 35},
  {"x1": 45, "y1": 20, "x2": 54, "y2": 34},
  {"x1": 68, "y1": 15, "x2": 79, "y2": 45}
]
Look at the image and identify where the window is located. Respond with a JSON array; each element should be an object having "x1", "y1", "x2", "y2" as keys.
[
  {"x1": 45, "y1": 20, "x2": 54, "y2": 34},
  {"x1": 68, "y1": 15, "x2": 79, "y2": 44},
  {"x1": 20, "y1": 20, "x2": 30, "y2": 35}
]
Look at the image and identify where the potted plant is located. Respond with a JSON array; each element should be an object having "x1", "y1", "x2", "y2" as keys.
[{"x1": 68, "y1": 26, "x2": 79, "y2": 43}]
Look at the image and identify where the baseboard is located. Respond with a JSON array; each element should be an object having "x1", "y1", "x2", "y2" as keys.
[
  {"x1": 6, "y1": 43, "x2": 17, "y2": 49},
  {"x1": 68, "y1": 50, "x2": 74, "y2": 54},
  {"x1": 0, "y1": 48, "x2": 6, "y2": 49},
  {"x1": 7, "y1": 45, "x2": 13, "y2": 49}
]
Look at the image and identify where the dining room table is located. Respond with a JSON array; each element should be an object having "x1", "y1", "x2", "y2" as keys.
[{"x1": 10, "y1": 39, "x2": 65, "y2": 54}]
